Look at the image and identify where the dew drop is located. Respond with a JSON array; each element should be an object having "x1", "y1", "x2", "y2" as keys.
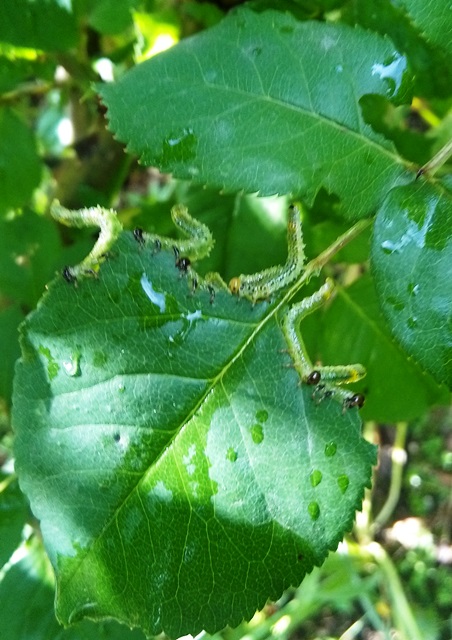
[
  {"x1": 381, "y1": 240, "x2": 399, "y2": 254},
  {"x1": 407, "y1": 316, "x2": 418, "y2": 329},
  {"x1": 310, "y1": 470, "x2": 323, "y2": 487},
  {"x1": 251, "y1": 423, "x2": 264, "y2": 444},
  {"x1": 63, "y1": 352, "x2": 81, "y2": 377},
  {"x1": 386, "y1": 296, "x2": 405, "y2": 312},
  {"x1": 308, "y1": 501, "x2": 320, "y2": 520},
  {"x1": 325, "y1": 441, "x2": 337, "y2": 457},
  {"x1": 407, "y1": 282, "x2": 420, "y2": 296},
  {"x1": 118, "y1": 384, "x2": 125, "y2": 393},
  {"x1": 226, "y1": 447, "x2": 238, "y2": 462},
  {"x1": 140, "y1": 273, "x2": 166, "y2": 312},
  {"x1": 337, "y1": 474, "x2": 350, "y2": 494},
  {"x1": 255, "y1": 409, "x2": 269, "y2": 423}
]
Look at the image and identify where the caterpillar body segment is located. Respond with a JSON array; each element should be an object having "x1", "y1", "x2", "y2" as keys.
[
  {"x1": 228, "y1": 203, "x2": 306, "y2": 303},
  {"x1": 281, "y1": 278, "x2": 366, "y2": 410},
  {"x1": 136, "y1": 204, "x2": 214, "y2": 262}
]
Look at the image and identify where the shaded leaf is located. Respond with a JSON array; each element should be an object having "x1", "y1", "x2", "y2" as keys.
[
  {"x1": 0, "y1": 0, "x2": 77, "y2": 52},
  {"x1": 99, "y1": 8, "x2": 413, "y2": 218},
  {"x1": 0, "y1": 109, "x2": 42, "y2": 216},
  {"x1": 0, "y1": 536, "x2": 147, "y2": 639},
  {"x1": 0, "y1": 474, "x2": 28, "y2": 569},
  {"x1": 371, "y1": 181, "x2": 452, "y2": 389},
  {"x1": 13, "y1": 230, "x2": 375, "y2": 637},
  {"x1": 0, "y1": 210, "x2": 61, "y2": 307},
  {"x1": 0, "y1": 305, "x2": 24, "y2": 407},
  {"x1": 319, "y1": 275, "x2": 448, "y2": 422}
]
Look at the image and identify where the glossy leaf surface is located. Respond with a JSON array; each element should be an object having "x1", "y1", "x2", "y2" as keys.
[
  {"x1": 13, "y1": 232, "x2": 375, "y2": 637},
  {"x1": 99, "y1": 8, "x2": 412, "y2": 218},
  {"x1": 371, "y1": 182, "x2": 452, "y2": 389}
]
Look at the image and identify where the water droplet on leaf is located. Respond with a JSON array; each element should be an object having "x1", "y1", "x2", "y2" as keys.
[
  {"x1": 226, "y1": 448, "x2": 238, "y2": 462},
  {"x1": 63, "y1": 351, "x2": 81, "y2": 377},
  {"x1": 251, "y1": 424, "x2": 264, "y2": 444},
  {"x1": 337, "y1": 474, "x2": 349, "y2": 494},
  {"x1": 308, "y1": 501, "x2": 320, "y2": 520},
  {"x1": 310, "y1": 470, "x2": 323, "y2": 487},
  {"x1": 324, "y1": 441, "x2": 337, "y2": 457},
  {"x1": 255, "y1": 409, "x2": 268, "y2": 423},
  {"x1": 141, "y1": 273, "x2": 166, "y2": 312}
]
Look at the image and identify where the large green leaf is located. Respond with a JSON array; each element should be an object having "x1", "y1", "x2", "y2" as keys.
[
  {"x1": 0, "y1": 109, "x2": 41, "y2": 216},
  {"x1": 13, "y1": 227, "x2": 375, "y2": 637},
  {"x1": 0, "y1": 0, "x2": 77, "y2": 52},
  {"x1": 99, "y1": 8, "x2": 413, "y2": 218},
  {"x1": 371, "y1": 181, "x2": 452, "y2": 389}
]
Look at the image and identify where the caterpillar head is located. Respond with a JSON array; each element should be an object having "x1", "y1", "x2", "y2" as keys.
[{"x1": 229, "y1": 277, "x2": 241, "y2": 295}]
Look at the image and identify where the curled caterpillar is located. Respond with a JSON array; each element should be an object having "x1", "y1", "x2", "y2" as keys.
[
  {"x1": 51, "y1": 201, "x2": 122, "y2": 280},
  {"x1": 282, "y1": 278, "x2": 366, "y2": 410},
  {"x1": 134, "y1": 204, "x2": 214, "y2": 261},
  {"x1": 229, "y1": 203, "x2": 305, "y2": 303}
]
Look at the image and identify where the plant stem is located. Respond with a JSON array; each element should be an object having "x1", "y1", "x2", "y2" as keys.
[
  {"x1": 367, "y1": 542, "x2": 424, "y2": 640},
  {"x1": 372, "y1": 422, "x2": 408, "y2": 533},
  {"x1": 305, "y1": 218, "x2": 372, "y2": 279},
  {"x1": 416, "y1": 136, "x2": 452, "y2": 178}
]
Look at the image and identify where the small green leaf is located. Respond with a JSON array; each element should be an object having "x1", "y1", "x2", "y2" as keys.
[
  {"x1": 0, "y1": 0, "x2": 77, "y2": 52},
  {"x1": 371, "y1": 182, "x2": 452, "y2": 389},
  {"x1": 0, "y1": 109, "x2": 42, "y2": 216},
  {"x1": 13, "y1": 231, "x2": 375, "y2": 637},
  {"x1": 99, "y1": 8, "x2": 413, "y2": 218}
]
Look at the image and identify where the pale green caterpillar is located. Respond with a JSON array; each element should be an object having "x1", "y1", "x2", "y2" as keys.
[
  {"x1": 134, "y1": 204, "x2": 214, "y2": 262},
  {"x1": 282, "y1": 278, "x2": 366, "y2": 410},
  {"x1": 51, "y1": 201, "x2": 123, "y2": 281},
  {"x1": 228, "y1": 203, "x2": 306, "y2": 303}
]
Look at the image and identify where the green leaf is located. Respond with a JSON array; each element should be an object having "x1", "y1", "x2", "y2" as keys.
[
  {"x1": 82, "y1": 0, "x2": 138, "y2": 35},
  {"x1": 318, "y1": 275, "x2": 448, "y2": 422},
  {"x1": 0, "y1": 536, "x2": 147, "y2": 639},
  {"x1": 344, "y1": 0, "x2": 452, "y2": 98},
  {"x1": 0, "y1": 109, "x2": 42, "y2": 216},
  {"x1": 396, "y1": 0, "x2": 452, "y2": 58},
  {"x1": 13, "y1": 231, "x2": 375, "y2": 637},
  {"x1": 0, "y1": 474, "x2": 28, "y2": 569},
  {"x1": 371, "y1": 181, "x2": 452, "y2": 389},
  {"x1": 0, "y1": 0, "x2": 77, "y2": 52},
  {"x1": 0, "y1": 210, "x2": 62, "y2": 307},
  {"x1": 0, "y1": 305, "x2": 24, "y2": 407},
  {"x1": 99, "y1": 8, "x2": 413, "y2": 218},
  {"x1": 0, "y1": 56, "x2": 55, "y2": 94}
]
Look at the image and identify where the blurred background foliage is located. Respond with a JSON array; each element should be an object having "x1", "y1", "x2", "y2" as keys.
[{"x1": 0, "y1": 1, "x2": 451, "y2": 639}]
